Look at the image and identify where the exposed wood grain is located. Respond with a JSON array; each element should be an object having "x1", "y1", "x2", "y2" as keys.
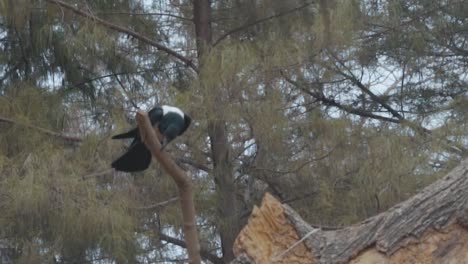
[
  {"x1": 234, "y1": 193, "x2": 315, "y2": 264},
  {"x1": 232, "y1": 159, "x2": 468, "y2": 264}
]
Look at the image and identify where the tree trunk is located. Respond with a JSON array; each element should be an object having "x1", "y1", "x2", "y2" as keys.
[
  {"x1": 193, "y1": 0, "x2": 240, "y2": 262},
  {"x1": 232, "y1": 158, "x2": 468, "y2": 264},
  {"x1": 208, "y1": 120, "x2": 239, "y2": 262}
]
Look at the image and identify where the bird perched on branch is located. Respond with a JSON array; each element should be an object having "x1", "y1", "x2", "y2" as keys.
[{"x1": 111, "y1": 105, "x2": 191, "y2": 172}]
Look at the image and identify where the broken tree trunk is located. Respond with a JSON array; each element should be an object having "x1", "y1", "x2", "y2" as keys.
[{"x1": 232, "y1": 158, "x2": 468, "y2": 264}]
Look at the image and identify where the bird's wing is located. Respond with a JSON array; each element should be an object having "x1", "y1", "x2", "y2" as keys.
[
  {"x1": 179, "y1": 114, "x2": 192, "y2": 136},
  {"x1": 112, "y1": 127, "x2": 138, "y2": 139},
  {"x1": 111, "y1": 142, "x2": 152, "y2": 172}
]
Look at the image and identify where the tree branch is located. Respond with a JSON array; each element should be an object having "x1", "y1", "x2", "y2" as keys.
[
  {"x1": 281, "y1": 74, "x2": 401, "y2": 123},
  {"x1": 135, "y1": 110, "x2": 201, "y2": 264},
  {"x1": 213, "y1": 2, "x2": 313, "y2": 46},
  {"x1": 45, "y1": 0, "x2": 197, "y2": 72},
  {"x1": 71, "y1": 69, "x2": 153, "y2": 88},
  {"x1": 175, "y1": 157, "x2": 211, "y2": 173},
  {"x1": 159, "y1": 233, "x2": 223, "y2": 264},
  {"x1": 136, "y1": 197, "x2": 179, "y2": 211},
  {"x1": 0, "y1": 116, "x2": 82, "y2": 143},
  {"x1": 96, "y1": 12, "x2": 191, "y2": 21},
  {"x1": 342, "y1": 71, "x2": 406, "y2": 121},
  {"x1": 326, "y1": 52, "x2": 406, "y2": 122},
  {"x1": 81, "y1": 169, "x2": 113, "y2": 180}
]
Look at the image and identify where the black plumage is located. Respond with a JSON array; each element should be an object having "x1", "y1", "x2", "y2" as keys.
[{"x1": 111, "y1": 105, "x2": 191, "y2": 172}]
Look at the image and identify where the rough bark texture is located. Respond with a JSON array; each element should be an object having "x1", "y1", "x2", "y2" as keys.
[
  {"x1": 232, "y1": 158, "x2": 468, "y2": 264},
  {"x1": 136, "y1": 111, "x2": 201, "y2": 264},
  {"x1": 193, "y1": 0, "x2": 240, "y2": 262}
]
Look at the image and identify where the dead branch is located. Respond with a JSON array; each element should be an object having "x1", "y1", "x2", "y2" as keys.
[
  {"x1": 135, "y1": 110, "x2": 201, "y2": 264},
  {"x1": 159, "y1": 233, "x2": 223, "y2": 264}
]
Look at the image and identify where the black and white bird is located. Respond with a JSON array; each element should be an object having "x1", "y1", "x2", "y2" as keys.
[{"x1": 111, "y1": 105, "x2": 191, "y2": 172}]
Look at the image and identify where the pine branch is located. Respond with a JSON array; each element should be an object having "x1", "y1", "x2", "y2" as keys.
[
  {"x1": 282, "y1": 72, "x2": 467, "y2": 156},
  {"x1": 71, "y1": 69, "x2": 153, "y2": 88},
  {"x1": 45, "y1": 0, "x2": 198, "y2": 72},
  {"x1": 213, "y1": 2, "x2": 313, "y2": 46},
  {"x1": 96, "y1": 12, "x2": 191, "y2": 21},
  {"x1": 0, "y1": 116, "x2": 82, "y2": 143},
  {"x1": 281, "y1": 73, "x2": 401, "y2": 123},
  {"x1": 337, "y1": 69, "x2": 406, "y2": 122}
]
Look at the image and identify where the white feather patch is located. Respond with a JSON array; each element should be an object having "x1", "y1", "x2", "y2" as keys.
[{"x1": 162, "y1": 105, "x2": 184, "y2": 117}]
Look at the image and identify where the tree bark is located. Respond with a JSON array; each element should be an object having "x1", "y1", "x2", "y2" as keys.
[
  {"x1": 193, "y1": 0, "x2": 240, "y2": 262},
  {"x1": 232, "y1": 158, "x2": 468, "y2": 264},
  {"x1": 136, "y1": 111, "x2": 201, "y2": 264},
  {"x1": 208, "y1": 120, "x2": 239, "y2": 262}
]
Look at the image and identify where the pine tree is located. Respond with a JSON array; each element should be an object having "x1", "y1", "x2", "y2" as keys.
[{"x1": 0, "y1": 0, "x2": 466, "y2": 262}]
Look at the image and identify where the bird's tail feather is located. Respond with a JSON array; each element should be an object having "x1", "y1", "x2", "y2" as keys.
[
  {"x1": 111, "y1": 142, "x2": 151, "y2": 172},
  {"x1": 112, "y1": 128, "x2": 138, "y2": 139}
]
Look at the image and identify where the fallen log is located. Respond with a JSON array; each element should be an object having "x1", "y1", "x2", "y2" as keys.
[{"x1": 232, "y1": 158, "x2": 468, "y2": 264}]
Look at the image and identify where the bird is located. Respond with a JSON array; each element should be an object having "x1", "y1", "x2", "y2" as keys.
[{"x1": 111, "y1": 105, "x2": 191, "y2": 172}]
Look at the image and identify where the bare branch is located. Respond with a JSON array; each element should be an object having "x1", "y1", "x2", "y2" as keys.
[
  {"x1": 136, "y1": 197, "x2": 179, "y2": 211},
  {"x1": 159, "y1": 233, "x2": 223, "y2": 264},
  {"x1": 175, "y1": 157, "x2": 211, "y2": 172},
  {"x1": 81, "y1": 169, "x2": 113, "y2": 180},
  {"x1": 136, "y1": 110, "x2": 201, "y2": 264}
]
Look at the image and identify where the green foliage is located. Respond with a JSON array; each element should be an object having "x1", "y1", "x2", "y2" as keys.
[
  {"x1": 0, "y1": 0, "x2": 466, "y2": 262},
  {"x1": 1, "y1": 148, "x2": 138, "y2": 261}
]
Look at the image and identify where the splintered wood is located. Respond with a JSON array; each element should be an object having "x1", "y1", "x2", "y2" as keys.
[
  {"x1": 233, "y1": 193, "x2": 314, "y2": 264},
  {"x1": 231, "y1": 159, "x2": 468, "y2": 264}
]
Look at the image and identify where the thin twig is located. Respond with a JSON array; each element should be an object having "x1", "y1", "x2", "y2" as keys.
[
  {"x1": 96, "y1": 12, "x2": 191, "y2": 21},
  {"x1": 114, "y1": 74, "x2": 140, "y2": 109},
  {"x1": 136, "y1": 197, "x2": 179, "y2": 210},
  {"x1": 81, "y1": 169, "x2": 113, "y2": 180},
  {"x1": 267, "y1": 229, "x2": 318, "y2": 264}
]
